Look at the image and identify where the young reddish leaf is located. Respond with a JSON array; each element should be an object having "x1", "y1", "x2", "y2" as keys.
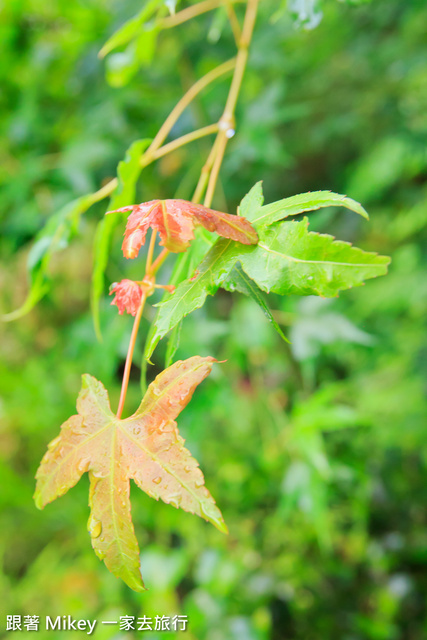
[
  {"x1": 34, "y1": 357, "x2": 226, "y2": 592},
  {"x1": 107, "y1": 199, "x2": 258, "y2": 257},
  {"x1": 109, "y1": 279, "x2": 143, "y2": 316}
]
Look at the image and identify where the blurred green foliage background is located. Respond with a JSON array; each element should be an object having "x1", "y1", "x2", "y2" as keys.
[{"x1": 1, "y1": 1, "x2": 427, "y2": 638}]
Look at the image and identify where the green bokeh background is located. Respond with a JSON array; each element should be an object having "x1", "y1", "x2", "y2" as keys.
[{"x1": 1, "y1": 1, "x2": 427, "y2": 638}]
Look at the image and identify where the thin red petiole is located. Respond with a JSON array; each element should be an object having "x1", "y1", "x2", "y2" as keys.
[
  {"x1": 116, "y1": 292, "x2": 148, "y2": 419},
  {"x1": 116, "y1": 236, "x2": 172, "y2": 418},
  {"x1": 154, "y1": 283, "x2": 175, "y2": 292},
  {"x1": 146, "y1": 229, "x2": 157, "y2": 273},
  {"x1": 149, "y1": 248, "x2": 170, "y2": 275}
]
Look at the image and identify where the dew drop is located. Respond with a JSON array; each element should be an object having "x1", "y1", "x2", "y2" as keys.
[
  {"x1": 158, "y1": 422, "x2": 172, "y2": 433},
  {"x1": 169, "y1": 494, "x2": 181, "y2": 508},
  {"x1": 78, "y1": 458, "x2": 90, "y2": 473},
  {"x1": 153, "y1": 476, "x2": 162, "y2": 485},
  {"x1": 47, "y1": 436, "x2": 61, "y2": 451},
  {"x1": 133, "y1": 427, "x2": 141, "y2": 436},
  {"x1": 200, "y1": 502, "x2": 217, "y2": 519},
  {"x1": 184, "y1": 466, "x2": 192, "y2": 473},
  {"x1": 87, "y1": 516, "x2": 102, "y2": 539},
  {"x1": 195, "y1": 479, "x2": 204, "y2": 488},
  {"x1": 91, "y1": 469, "x2": 106, "y2": 478}
]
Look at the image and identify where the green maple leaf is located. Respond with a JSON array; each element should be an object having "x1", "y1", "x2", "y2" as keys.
[
  {"x1": 34, "y1": 356, "x2": 227, "y2": 592},
  {"x1": 143, "y1": 183, "x2": 389, "y2": 359},
  {"x1": 234, "y1": 218, "x2": 390, "y2": 297},
  {"x1": 223, "y1": 264, "x2": 289, "y2": 343},
  {"x1": 148, "y1": 219, "x2": 389, "y2": 349},
  {"x1": 239, "y1": 181, "x2": 369, "y2": 225},
  {"x1": 144, "y1": 237, "x2": 238, "y2": 360}
]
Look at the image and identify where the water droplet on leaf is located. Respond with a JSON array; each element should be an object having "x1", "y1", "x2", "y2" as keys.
[
  {"x1": 169, "y1": 493, "x2": 181, "y2": 508},
  {"x1": 47, "y1": 436, "x2": 61, "y2": 451},
  {"x1": 200, "y1": 501, "x2": 217, "y2": 519},
  {"x1": 87, "y1": 516, "x2": 102, "y2": 539},
  {"x1": 78, "y1": 458, "x2": 90, "y2": 473}
]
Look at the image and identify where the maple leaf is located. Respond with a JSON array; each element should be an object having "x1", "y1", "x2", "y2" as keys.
[
  {"x1": 109, "y1": 279, "x2": 143, "y2": 316},
  {"x1": 107, "y1": 198, "x2": 258, "y2": 257},
  {"x1": 34, "y1": 356, "x2": 227, "y2": 592}
]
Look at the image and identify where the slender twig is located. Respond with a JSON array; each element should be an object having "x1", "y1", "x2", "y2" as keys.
[
  {"x1": 150, "y1": 58, "x2": 235, "y2": 152},
  {"x1": 224, "y1": 0, "x2": 258, "y2": 118},
  {"x1": 162, "y1": 0, "x2": 246, "y2": 29},
  {"x1": 203, "y1": 0, "x2": 259, "y2": 207},
  {"x1": 149, "y1": 248, "x2": 170, "y2": 275},
  {"x1": 192, "y1": 134, "x2": 222, "y2": 203},
  {"x1": 204, "y1": 131, "x2": 229, "y2": 207},
  {"x1": 53, "y1": 59, "x2": 237, "y2": 225},
  {"x1": 225, "y1": 1, "x2": 242, "y2": 45},
  {"x1": 61, "y1": 123, "x2": 218, "y2": 218},
  {"x1": 142, "y1": 124, "x2": 219, "y2": 167},
  {"x1": 52, "y1": 61, "x2": 235, "y2": 216},
  {"x1": 87, "y1": 178, "x2": 118, "y2": 205}
]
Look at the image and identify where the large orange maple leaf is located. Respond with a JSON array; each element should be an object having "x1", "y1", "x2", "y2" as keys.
[{"x1": 34, "y1": 356, "x2": 226, "y2": 591}]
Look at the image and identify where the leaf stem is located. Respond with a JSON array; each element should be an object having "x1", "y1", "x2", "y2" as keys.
[
  {"x1": 204, "y1": 130, "x2": 229, "y2": 207},
  {"x1": 197, "y1": 0, "x2": 259, "y2": 207},
  {"x1": 224, "y1": 0, "x2": 258, "y2": 118},
  {"x1": 161, "y1": 0, "x2": 246, "y2": 29},
  {"x1": 192, "y1": 134, "x2": 222, "y2": 203},
  {"x1": 149, "y1": 58, "x2": 235, "y2": 152},
  {"x1": 146, "y1": 230, "x2": 157, "y2": 273},
  {"x1": 225, "y1": 1, "x2": 242, "y2": 45},
  {"x1": 116, "y1": 292, "x2": 148, "y2": 419},
  {"x1": 116, "y1": 241, "x2": 170, "y2": 418},
  {"x1": 149, "y1": 248, "x2": 170, "y2": 275},
  {"x1": 141, "y1": 124, "x2": 219, "y2": 167},
  {"x1": 61, "y1": 61, "x2": 236, "y2": 215},
  {"x1": 87, "y1": 178, "x2": 119, "y2": 205}
]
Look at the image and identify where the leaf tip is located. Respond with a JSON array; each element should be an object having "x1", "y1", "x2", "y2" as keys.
[
  {"x1": 33, "y1": 491, "x2": 44, "y2": 511},
  {"x1": 213, "y1": 517, "x2": 229, "y2": 535},
  {"x1": 81, "y1": 373, "x2": 91, "y2": 388},
  {"x1": 356, "y1": 205, "x2": 369, "y2": 220},
  {"x1": 129, "y1": 574, "x2": 148, "y2": 592},
  {"x1": 80, "y1": 373, "x2": 100, "y2": 393}
]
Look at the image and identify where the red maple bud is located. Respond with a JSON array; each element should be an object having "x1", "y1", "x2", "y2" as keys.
[
  {"x1": 107, "y1": 199, "x2": 258, "y2": 259},
  {"x1": 109, "y1": 279, "x2": 143, "y2": 316}
]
